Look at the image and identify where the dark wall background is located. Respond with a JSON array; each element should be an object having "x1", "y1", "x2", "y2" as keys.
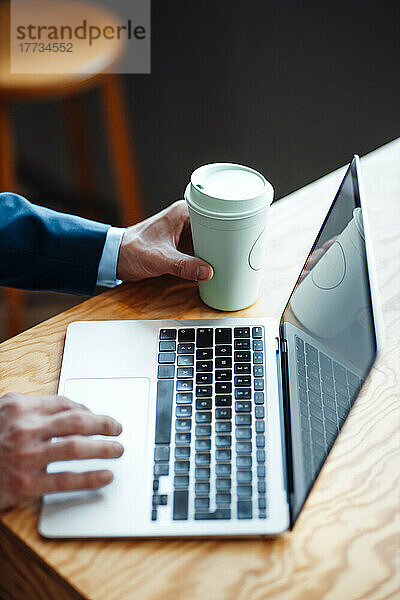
[{"x1": 12, "y1": 0, "x2": 400, "y2": 222}]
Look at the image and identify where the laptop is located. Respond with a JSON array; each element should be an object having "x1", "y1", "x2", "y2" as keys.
[{"x1": 39, "y1": 156, "x2": 382, "y2": 538}]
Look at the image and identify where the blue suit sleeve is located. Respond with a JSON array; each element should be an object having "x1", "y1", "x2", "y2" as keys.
[{"x1": 0, "y1": 193, "x2": 110, "y2": 295}]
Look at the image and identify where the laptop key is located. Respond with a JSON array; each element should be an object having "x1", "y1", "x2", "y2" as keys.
[
  {"x1": 195, "y1": 411, "x2": 212, "y2": 424},
  {"x1": 236, "y1": 455, "x2": 252, "y2": 468},
  {"x1": 159, "y1": 340, "x2": 176, "y2": 351},
  {"x1": 178, "y1": 329, "x2": 195, "y2": 342},
  {"x1": 215, "y1": 357, "x2": 232, "y2": 369},
  {"x1": 234, "y1": 388, "x2": 251, "y2": 399},
  {"x1": 216, "y1": 435, "x2": 232, "y2": 447},
  {"x1": 175, "y1": 446, "x2": 190, "y2": 459},
  {"x1": 255, "y1": 405, "x2": 264, "y2": 418},
  {"x1": 175, "y1": 433, "x2": 191, "y2": 445},
  {"x1": 235, "y1": 400, "x2": 251, "y2": 412},
  {"x1": 176, "y1": 405, "x2": 192, "y2": 417},
  {"x1": 194, "y1": 509, "x2": 231, "y2": 520},
  {"x1": 215, "y1": 345, "x2": 232, "y2": 356},
  {"x1": 257, "y1": 465, "x2": 266, "y2": 478},
  {"x1": 215, "y1": 370, "x2": 232, "y2": 381},
  {"x1": 195, "y1": 481, "x2": 210, "y2": 494},
  {"x1": 196, "y1": 360, "x2": 213, "y2": 372},
  {"x1": 236, "y1": 427, "x2": 251, "y2": 440},
  {"x1": 254, "y1": 392, "x2": 264, "y2": 404},
  {"x1": 154, "y1": 463, "x2": 169, "y2": 476},
  {"x1": 256, "y1": 435, "x2": 266, "y2": 448},
  {"x1": 254, "y1": 379, "x2": 264, "y2": 391},
  {"x1": 234, "y1": 376, "x2": 251, "y2": 387},
  {"x1": 237, "y1": 485, "x2": 252, "y2": 497},
  {"x1": 176, "y1": 380, "x2": 193, "y2": 391},
  {"x1": 215, "y1": 407, "x2": 231, "y2": 419},
  {"x1": 196, "y1": 385, "x2": 212, "y2": 397},
  {"x1": 216, "y1": 478, "x2": 231, "y2": 491},
  {"x1": 154, "y1": 446, "x2": 170, "y2": 462},
  {"x1": 255, "y1": 421, "x2": 265, "y2": 433},
  {"x1": 256, "y1": 450, "x2": 266, "y2": 463},
  {"x1": 177, "y1": 354, "x2": 194, "y2": 366},
  {"x1": 216, "y1": 463, "x2": 231, "y2": 476},
  {"x1": 215, "y1": 421, "x2": 232, "y2": 433},
  {"x1": 234, "y1": 351, "x2": 251, "y2": 362},
  {"x1": 196, "y1": 328, "x2": 213, "y2": 348},
  {"x1": 157, "y1": 365, "x2": 175, "y2": 379},
  {"x1": 234, "y1": 327, "x2": 250, "y2": 338},
  {"x1": 173, "y1": 489, "x2": 188, "y2": 520},
  {"x1": 174, "y1": 461, "x2": 189, "y2": 473},
  {"x1": 195, "y1": 497, "x2": 210, "y2": 510},
  {"x1": 258, "y1": 480, "x2": 266, "y2": 493},
  {"x1": 195, "y1": 452, "x2": 211, "y2": 465},
  {"x1": 155, "y1": 379, "x2": 174, "y2": 445},
  {"x1": 216, "y1": 493, "x2": 231, "y2": 505},
  {"x1": 176, "y1": 392, "x2": 193, "y2": 404},
  {"x1": 197, "y1": 348, "x2": 213, "y2": 360},
  {"x1": 158, "y1": 352, "x2": 175, "y2": 364},
  {"x1": 253, "y1": 352, "x2": 263, "y2": 364},
  {"x1": 252, "y1": 327, "x2": 263, "y2": 338},
  {"x1": 195, "y1": 467, "x2": 210, "y2": 480},
  {"x1": 174, "y1": 475, "x2": 189, "y2": 488},
  {"x1": 196, "y1": 373, "x2": 212, "y2": 384},
  {"x1": 253, "y1": 365, "x2": 264, "y2": 377},
  {"x1": 178, "y1": 343, "x2": 195, "y2": 354},
  {"x1": 160, "y1": 328, "x2": 177, "y2": 340},
  {"x1": 216, "y1": 382, "x2": 232, "y2": 394},
  {"x1": 258, "y1": 497, "x2": 267, "y2": 510},
  {"x1": 252, "y1": 340, "x2": 263, "y2": 351},
  {"x1": 237, "y1": 500, "x2": 253, "y2": 519},
  {"x1": 196, "y1": 398, "x2": 212, "y2": 410},
  {"x1": 236, "y1": 441, "x2": 252, "y2": 454},
  {"x1": 175, "y1": 419, "x2": 191, "y2": 432},
  {"x1": 177, "y1": 367, "x2": 194, "y2": 379},
  {"x1": 234, "y1": 339, "x2": 250, "y2": 350},
  {"x1": 215, "y1": 395, "x2": 232, "y2": 406},
  {"x1": 216, "y1": 449, "x2": 231, "y2": 461},
  {"x1": 237, "y1": 470, "x2": 252, "y2": 483},
  {"x1": 195, "y1": 438, "x2": 211, "y2": 451},
  {"x1": 235, "y1": 413, "x2": 251, "y2": 426},
  {"x1": 195, "y1": 424, "x2": 211, "y2": 437},
  {"x1": 234, "y1": 363, "x2": 251, "y2": 374},
  {"x1": 215, "y1": 328, "x2": 232, "y2": 344}
]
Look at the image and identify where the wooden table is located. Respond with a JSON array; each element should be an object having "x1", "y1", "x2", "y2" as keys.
[{"x1": 1, "y1": 140, "x2": 399, "y2": 600}]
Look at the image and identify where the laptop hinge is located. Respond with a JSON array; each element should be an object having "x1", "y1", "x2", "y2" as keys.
[{"x1": 278, "y1": 327, "x2": 295, "y2": 528}]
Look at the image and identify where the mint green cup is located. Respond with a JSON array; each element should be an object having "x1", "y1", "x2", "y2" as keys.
[{"x1": 185, "y1": 163, "x2": 274, "y2": 311}]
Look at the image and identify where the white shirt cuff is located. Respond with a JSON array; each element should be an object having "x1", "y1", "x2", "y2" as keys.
[{"x1": 96, "y1": 226, "x2": 126, "y2": 288}]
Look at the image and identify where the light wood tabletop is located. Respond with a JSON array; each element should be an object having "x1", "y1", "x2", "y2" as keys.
[{"x1": 0, "y1": 140, "x2": 399, "y2": 600}]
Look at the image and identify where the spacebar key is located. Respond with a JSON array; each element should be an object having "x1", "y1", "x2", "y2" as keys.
[
  {"x1": 155, "y1": 379, "x2": 174, "y2": 444},
  {"x1": 173, "y1": 490, "x2": 189, "y2": 520}
]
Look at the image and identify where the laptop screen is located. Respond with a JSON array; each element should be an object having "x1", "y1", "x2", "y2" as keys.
[{"x1": 280, "y1": 157, "x2": 378, "y2": 525}]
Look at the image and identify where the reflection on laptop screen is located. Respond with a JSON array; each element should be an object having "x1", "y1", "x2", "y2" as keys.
[{"x1": 281, "y1": 158, "x2": 377, "y2": 524}]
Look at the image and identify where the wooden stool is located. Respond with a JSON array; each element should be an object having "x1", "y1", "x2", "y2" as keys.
[{"x1": 0, "y1": 1, "x2": 143, "y2": 338}]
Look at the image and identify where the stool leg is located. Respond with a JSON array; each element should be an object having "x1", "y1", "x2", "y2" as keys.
[
  {"x1": 101, "y1": 75, "x2": 143, "y2": 225},
  {"x1": 0, "y1": 100, "x2": 25, "y2": 338},
  {"x1": 64, "y1": 95, "x2": 96, "y2": 219}
]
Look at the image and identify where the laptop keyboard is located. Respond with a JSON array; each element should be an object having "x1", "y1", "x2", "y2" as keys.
[
  {"x1": 151, "y1": 326, "x2": 267, "y2": 522},
  {"x1": 295, "y1": 336, "x2": 363, "y2": 485}
]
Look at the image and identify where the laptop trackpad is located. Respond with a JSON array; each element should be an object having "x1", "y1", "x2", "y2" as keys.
[{"x1": 40, "y1": 378, "x2": 151, "y2": 538}]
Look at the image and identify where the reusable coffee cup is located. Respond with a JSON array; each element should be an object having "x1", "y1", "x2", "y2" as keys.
[
  {"x1": 185, "y1": 163, "x2": 274, "y2": 311},
  {"x1": 290, "y1": 207, "x2": 368, "y2": 338}
]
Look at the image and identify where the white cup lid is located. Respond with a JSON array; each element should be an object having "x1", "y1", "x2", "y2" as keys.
[{"x1": 186, "y1": 163, "x2": 273, "y2": 218}]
